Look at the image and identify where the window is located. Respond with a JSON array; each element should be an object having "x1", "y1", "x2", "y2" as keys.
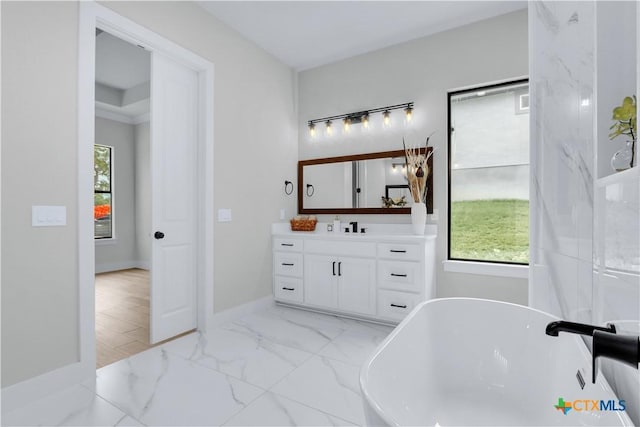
[
  {"x1": 94, "y1": 145, "x2": 113, "y2": 239},
  {"x1": 448, "y1": 80, "x2": 529, "y2": 265}
]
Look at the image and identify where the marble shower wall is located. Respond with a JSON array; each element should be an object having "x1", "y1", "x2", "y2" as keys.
[
  {"x1": 529, "y1": 1, "x2": 595, "y2": 322},
  {"x1": 531, "y1": 3, "x2": 639, "y2": 423},
  {"x1": 593, "y1": 174, "x2": 640, "y2": 425}
]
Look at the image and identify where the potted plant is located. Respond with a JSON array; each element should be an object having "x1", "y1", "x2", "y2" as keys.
[{"x1": 609, "y1": 95, "x2": 636, "y2": 171}]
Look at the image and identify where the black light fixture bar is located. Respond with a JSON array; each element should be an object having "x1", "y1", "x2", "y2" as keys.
[{"x1": 307, "y1": 102, "x2": 413, "y2": 126}]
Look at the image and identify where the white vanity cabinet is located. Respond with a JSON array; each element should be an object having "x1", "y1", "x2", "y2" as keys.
[
  {"x1": 376, "y1": 242, "x2": 430, "y2": 322},
  {"x1": 304, "y1": 254, "x2": 376, "y2": 316},
  {"x1": 272, "y1": 223, "x2": 436, "y2": 324},
  {"x1": 272, "y1": 237, "x2": 304, "y2": 303}
]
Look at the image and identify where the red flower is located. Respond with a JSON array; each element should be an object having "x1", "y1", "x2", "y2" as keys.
[{"x1": 94, "y1": 204, "x2": 110, "y2": 220}]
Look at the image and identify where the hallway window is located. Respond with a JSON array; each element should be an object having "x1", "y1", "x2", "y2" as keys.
[
  {"x1": 448, "y1": 80, "x2": 529, "y2": 264},
  {"x1": 94, "y1": 144, "x2": 113, "y2": 239}
]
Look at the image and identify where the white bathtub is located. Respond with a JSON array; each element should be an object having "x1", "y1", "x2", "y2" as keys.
[{"x1": 360, "y1": 298, "x2": 633, "y2": 426}]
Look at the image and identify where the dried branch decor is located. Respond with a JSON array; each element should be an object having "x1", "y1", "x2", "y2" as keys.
[{"x1": 403, "y1": 135, "x2": 434, "y2": 203}]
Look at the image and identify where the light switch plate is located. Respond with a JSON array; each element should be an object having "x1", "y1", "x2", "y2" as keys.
[
  {"x1": 32, "y1": 206, "x2": 67, "y2": 227},
  {"x1": 218, "y1": 208, "x2": 232, "y2": 222}
]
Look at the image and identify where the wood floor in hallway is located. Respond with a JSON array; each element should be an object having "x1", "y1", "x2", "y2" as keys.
[{"x1": 95, "y1": 268, "x2": 153, "y2": 369}]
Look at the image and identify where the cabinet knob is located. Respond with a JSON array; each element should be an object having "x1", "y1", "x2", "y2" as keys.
[{"x1": 154, "y1": 231, "x2": 165, "y2": 239}]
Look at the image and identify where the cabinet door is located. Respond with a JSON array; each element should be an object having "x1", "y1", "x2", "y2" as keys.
[
  {"x1": 304, "y1": 254, "x2": 338, "y2": 309},
  {"x1": 337, "y1": 257, "x2": 376, "y2": 315}
]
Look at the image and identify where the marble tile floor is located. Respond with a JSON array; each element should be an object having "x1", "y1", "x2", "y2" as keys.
[{"x1": 3, "y1": 304, "x2": 395, "y2": 427}]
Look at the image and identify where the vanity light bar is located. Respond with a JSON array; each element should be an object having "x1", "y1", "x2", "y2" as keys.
[{"x1": 308, "y1": 102, "x2": 414, "y2": 135}]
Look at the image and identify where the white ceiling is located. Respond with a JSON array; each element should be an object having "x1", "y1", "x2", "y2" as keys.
[
  {"x1": 198, "y1": 1, "x2": 527, "y2": 71},
  {"x1": 95, "y1": 31, "x2": 151, "y2": 119},
  {"x1": 96, "y1": 31, "x2": 150, "y2": 90}
]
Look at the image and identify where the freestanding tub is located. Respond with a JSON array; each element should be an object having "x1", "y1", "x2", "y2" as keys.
[{"x1": 360, "y1": 298, "x2": 633, "y2": 426}]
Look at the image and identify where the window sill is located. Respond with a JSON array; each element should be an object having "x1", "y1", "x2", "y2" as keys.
[
  {"x1": 443, "y1": 260, "x2": 528, "y2": 279},
  {"x1": 95, "y1": 238, "x2": 117, "y2": 246}
]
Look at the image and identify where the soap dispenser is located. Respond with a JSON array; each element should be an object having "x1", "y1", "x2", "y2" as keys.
[{"x1": 333, "y1": 216, "x2": 341, "y2": 233}]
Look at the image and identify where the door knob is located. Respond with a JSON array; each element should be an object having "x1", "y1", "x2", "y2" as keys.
[{"x1": 154, "y1": 231, "x2": 165, "y2": 239}]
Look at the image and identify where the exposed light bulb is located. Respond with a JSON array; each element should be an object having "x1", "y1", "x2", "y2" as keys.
[
  {"x1": 343, "y1": 117, "x2": 351, "y2": 132},
  {"x1": 404, "y1": 105, "x2": 413, "y2": 122},
  {"x1": 361, "y1": 114, "x2": 370, "y2": 129},
  {"x1": 308, "y1": 122, "x2": 316, "y2": 137},
  {"x1": 325, "y1": 120, "x2": 333, "y2": 135},
  {"x1": 383, "y1": 110, "x2": 390, "y2": 126}
]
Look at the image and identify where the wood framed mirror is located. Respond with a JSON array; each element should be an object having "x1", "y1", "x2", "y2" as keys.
[{"x1": 298, "y1": 148, "x2": 433, "y2": 215}]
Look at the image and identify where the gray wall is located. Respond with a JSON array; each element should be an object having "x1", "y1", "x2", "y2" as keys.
[
  {"x1": 2, "y1": 1, "x2": 80, "y2": 387},
  {"x1": 94, "y1": 117, "x2": 137, "y2": 272},
  {"x1": 1, "y1": 1, "x2": 298, "y2": 387},
  {"x1": 94, "y1": 117, "x2": 150, "y2": 272},
  {"x1": 297, "y1": 9, "x2": 529, "y2": 303}
]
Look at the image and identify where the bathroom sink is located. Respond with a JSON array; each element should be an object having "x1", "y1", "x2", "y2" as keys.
[{"x1": 360, "y1": 298, "x2": 633, "y2": 426}]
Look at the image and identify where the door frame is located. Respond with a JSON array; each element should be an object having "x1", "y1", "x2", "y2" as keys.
[{"x1": 78, "y1": 2, "x2": 214, "y2": 374}]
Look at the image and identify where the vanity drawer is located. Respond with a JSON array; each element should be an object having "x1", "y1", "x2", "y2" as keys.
[
  {"x1": 378, "y1": 260, "x2": 421, "y2": 293},
  {"x1": 377, "y1": 290, "x2": 422, "y2": 322},
  {"x1": 377, "y1": 243, "x2": 421, "y2": 261},
  {"x1": 274, "y1": 277, "x2": 303, "y2": 303},
  {"x1": 273, "y1": 238, "x2": 303, "y2": 252},
  {"x1": 274, "y1": 252, "x2": 303, "y2": 277},
  {"x1": 305, "y1": 239, "x2": 376, "y2": 257}
]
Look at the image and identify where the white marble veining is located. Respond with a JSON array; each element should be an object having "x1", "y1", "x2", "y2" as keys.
[
  {"x1": 271, "y1": 355, "x2": 365, "y2": 425},
  {"x1": 162, "y1": 328, "x2": 312, "y2": 389},
  {"x1": 319, "y1": 324, "x2": 393, "y2": 366},
  {"x1": 221, "y1": 306, "x2": 346, "y2": 354},
  {"x1": 94, "y1": 348, "x2": 264, "y2": 426},
  {"x1": 530, "y1": 2, "x2": 639, "y2": 426},
  {"x1": 223, "y1": 392, "x2": 355, "y2": 426},
  {"x1": 529, "y1": 0, "x2": 596, "y2": 318},
  {"x1": 3, "y1": 303, "x2": 394, "y2": 426}
]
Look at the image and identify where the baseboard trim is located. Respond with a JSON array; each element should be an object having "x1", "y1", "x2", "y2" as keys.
[
  {"x1": 95, "y1": 261, "x2": 149, "y2": 274},
  {"x1": 1, "y1": 361, "x2": 92, "y2": 414},
  {"x1": 208, "y1": 296, "x2": 274, "y2": 329}
]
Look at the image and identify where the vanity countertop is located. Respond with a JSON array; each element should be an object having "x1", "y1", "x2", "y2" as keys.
[{"x1": 271, "y1": 222, "x2": 436, "y2": 241}]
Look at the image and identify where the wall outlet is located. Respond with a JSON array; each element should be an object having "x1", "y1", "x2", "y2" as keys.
[
  {"x1": 280, "y1": 208, "x2": 286, "y2": 220},
  {"x1": 217, "y1": 208, "x2": 232, "y2": 222},
  {"x1": 32, "y1": 206, "x2": 67, "y2": 227},
  {"x1": 430, "y1": 208, "x2": 439, "y2": 221}
]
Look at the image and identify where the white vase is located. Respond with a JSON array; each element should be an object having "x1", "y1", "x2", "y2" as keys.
[{"x1": 411, "y1": 202, "x2": 426, "y2": 235}]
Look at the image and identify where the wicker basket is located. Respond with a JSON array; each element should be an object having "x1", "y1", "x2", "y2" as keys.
[{"x1": 290, "y1": 217, "x2": 317, "y2": 232}]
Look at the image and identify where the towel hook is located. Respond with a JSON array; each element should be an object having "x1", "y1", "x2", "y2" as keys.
[
  {"x1": 284, "y1": 180, "x2": 293, "y2": 195},
  {"x1": 306, "y1": 184, "x2": 315, "y2": 197}
]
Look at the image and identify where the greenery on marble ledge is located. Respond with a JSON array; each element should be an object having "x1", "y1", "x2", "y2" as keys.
[{"x1": 609, "y1": 95, "x2": 636, "y2": 169}]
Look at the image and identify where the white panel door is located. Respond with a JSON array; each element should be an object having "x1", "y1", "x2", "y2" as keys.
[{"x1": 150, "y1": 51, "x2": 198, "y2": 344}]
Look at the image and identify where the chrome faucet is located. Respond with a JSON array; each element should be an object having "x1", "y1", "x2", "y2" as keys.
[{"x1": 545, "y1": 320, "x2": 616, "y2": 337}]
